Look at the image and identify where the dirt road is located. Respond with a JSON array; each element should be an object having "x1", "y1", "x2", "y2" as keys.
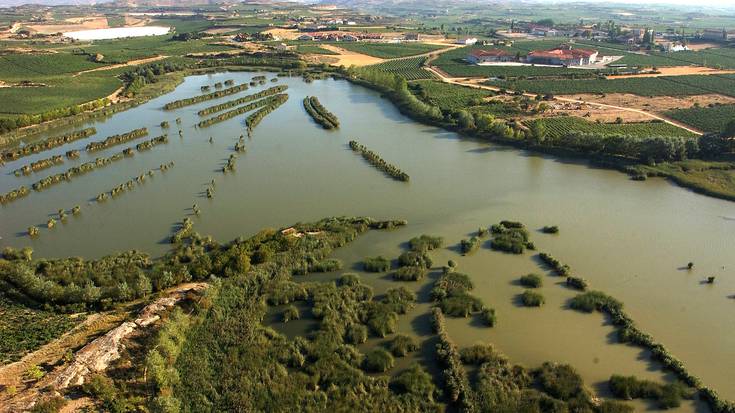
[{"x1": 423, "y1": 65, "x2": 703, "y2": 135}]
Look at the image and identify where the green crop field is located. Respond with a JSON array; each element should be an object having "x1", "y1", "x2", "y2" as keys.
[
  {"x1": 331, "y1": 42, "x2": 444, "y2": 58},
  {"x1": 83, "y1": 35, "x2": 237, "y2": 63},
  {"x1": 0, "y1": 53, "x2": 105, "y2": 81},
  {"x1": 489, "y1": 76, "x2": 709, "y2": 96},
  {"x1": 296, "y1": 44, "x2": 339, "y2": 55},
  {"x1": 665, "y1": 104, "x2": 735, "y2": 133},
  {"x1": 369, "y1": 57, "x2": 434, "y2": 80},
  {"x1": 411, "y1": 79, "x2": 494, "y2": 110},
  {"x1": 527, "y1": 117, "x2": 696, "y2": 139},
  {"x1": 0, "y1": 297, "x2": 78, "y2": 364}
]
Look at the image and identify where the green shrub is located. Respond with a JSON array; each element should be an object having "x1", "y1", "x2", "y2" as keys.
[
  {"x1": 440, "y1": 293, "x2": 483, "y2": 317},
  {"x1": 459, "y1": 236, "x2": 481, "y2": 254},
  {"x1": 521, "y1": 290, "x2": 545, "y2": 307},
  {"x1": 480, "y1": 307, "x2": 497, "y2": 327},
  {"x1": 460, "y1": 343, "x2": 504, "y2": 365},
  {"x1": 346, "y1": 324, "x2": 368, "y2": 344},
  {"x1": 409, "y1": 235, "x2": 443, "y2": 251},
  {"x1": 398, "y1": 250, "x2": 432, "y2": 268},
  {"x1": 29, "y1": 397, "x2": 66, "y2": 413},
  {"x1": 520, "y1": 273, "x2": 542, "y2": 288},
  {"x1": 393, "y1": 266, "x2": 427, "y2": 281},
  {"x1": 541, "y1": 225, "x2": 559, "y2": 234},
  {"x1": 388, "y1": 334, "x2": 418, "y2": 357},
  {"x1": 565, "y1": 276, "x2": 588, "y2": 291},
  {"x1": 390, "y1": 363, "x2": 436, "y2": 401},
  {"x1": 383, "y1": 287, "x2": 416, "y2": 314},
  {"x1": 311, "y1": 258, "x2": 343, "y2": 272},
  {"x1": 569, "y1": 291, "x2": 622, "y2": 313},
  {"x1": 339, "y1": 273, "x2": 361, "y2": 286},
  {"x1": 283, "y1": 305, "x2": 300, "y2": 323},
  {"x1": 537, "y1": 362, "x2": 586, "y2": 401},
  {"x1": 363, "y1": 348, "x2": 395, "y2": 373},
  {"x1": 363, "y1": 256, "x2": 390, "y2": 272}
]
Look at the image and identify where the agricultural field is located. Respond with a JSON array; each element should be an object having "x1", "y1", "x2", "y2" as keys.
[
  {"x1": 330, "y1": 42, "x2": 445, "y2": 59},
  {"x1": 489, "y1": 76, "x2": 709, "y2": 96},
  {"x1": 0, "y1": 53, "x2": 105, "y2": 81},
  {"x1": 83, "y1": 35, "x2": 237, "y2": 63},
  {"x1": 369, "y1": 56, "x2": 434, "y2": 80},
  {"x1": 411, "y1": 79, "x2": 494, "y2": 110},
  {"x1": 526, "y1": 116, "x2": 696, "y2": 139},
  {"x1": 0, "y1": 71, "x2": 121, "y2": 116},
  {"x1": 295, "y1": 44, "x2": 339, "y2": 55},
  {"x1": 0, "y1": 297, "x2": 78, "y2": 364},
  {"x1": 665, "y1": 104, "x2": 735, "y2": 133}
]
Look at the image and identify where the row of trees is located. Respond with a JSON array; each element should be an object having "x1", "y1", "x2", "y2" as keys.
[
  {"x1": 197, "y1": 94, "x2": 288, "y2": 128},
  {"x1": 348, "y1": 140, "x2": 410, "y2": 182},
  {"x1": 1, "y1": 127, "x2": 96, "y2": 162},
  {"x1": 12, "y1": 155, "x2": 64, "y2": 177},
  {"x1": 163, "y1": 83, "x2": 249, "y2": 110},
  {"x1": 303, "y1": 96, "x2": 340, "y2": 129},
  {"x1": 86, "y1": 127, "x2": 149, "y2": 152},
  {"x1": 245, "y1": 94, "x2": 289, "y2": 132},
  {"x1": 197, "y1": 85, "x2": 288, "y2": 116}
]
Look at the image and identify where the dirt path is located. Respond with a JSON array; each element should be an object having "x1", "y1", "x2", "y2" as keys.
[
  {"x1": 424, "y1": 65, "x2": 703, "y2": 135},
  {"x1": 73, "y1": 55, "x2": 169, "y2": 77},
  {"x1": 319, "y1": 44, "x2": 385, "y2": 66}
]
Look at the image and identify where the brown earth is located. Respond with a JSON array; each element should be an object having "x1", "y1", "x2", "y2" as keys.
[
  {"x1": 72, "y1": 55, "x2": 169, "y2": 77},
  {"x1": 318, "y1": 44, "x2": 384, "y2": 66},
  {"x1": 26, "y1": 17, "x2": 109, "y2": 34}
]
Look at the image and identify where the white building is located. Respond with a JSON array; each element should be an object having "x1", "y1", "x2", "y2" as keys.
[{"x1": 456, "y1": 37, "x2": 478, "y2": 45}]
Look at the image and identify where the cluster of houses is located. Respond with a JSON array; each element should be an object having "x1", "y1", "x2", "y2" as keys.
[
  {"x1": 297, "y1": 32, "x2": 383, "y2": 42},
  {"x1": 468, "y1": 44, "x2": 599, "y2": 67}
]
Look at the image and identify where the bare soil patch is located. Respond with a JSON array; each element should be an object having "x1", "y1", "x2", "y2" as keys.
[
  {"x1": 318, "y1": 44, "x2": 384, "y2": 66},
  {"x1": 27, "y1": 17, "x2": 109, "y2": 34},
  {"x1": 263, "y1": 27, "x2": 301, "y2": 40}
]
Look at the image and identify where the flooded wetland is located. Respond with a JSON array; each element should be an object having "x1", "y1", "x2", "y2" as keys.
[{"x1": 1, "y1": 71, "x2": 733, "y2": 410}]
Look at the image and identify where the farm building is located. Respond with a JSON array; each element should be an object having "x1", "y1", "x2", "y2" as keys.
[
  {"x1": 467, "y1": 49, "x2": 514, "y2": 64},
  {"x1": 456, "y1": 37, "x2": 478, "y2": 45},
  {"x1": 701, "y1": 29, "x2": 735, "y2": 42},
  {"x1": 526, "y1": 45, "x2": 598, "y2": 66}
]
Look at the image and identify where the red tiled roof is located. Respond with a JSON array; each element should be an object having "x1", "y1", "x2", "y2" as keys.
[
  {"x1": 528, "y1": 48, "x2": 597, "y2": 60},
  {"x1": 470, "y1": 49, "x2": 512, "y2": 58}
]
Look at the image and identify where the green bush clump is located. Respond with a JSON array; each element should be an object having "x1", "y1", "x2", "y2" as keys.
[
  {"x1": 459, "y1": 236, "x2": 481, "y2": 255},
  {"x1": 283, "y1": 305, "x2": 300, "y2": 322},
  {"x1": 363, "y1": 256, "x2": 390, "y2": 272},
  {"x1": 569, "y1": 291, "x2": 622, "y2": 313},
  {"x1": 198, "y1": 85, "x2": 288, "y2": 116},
  {"x1": 490, "y1": 221, "x2": 531, "y2": 254},
  {"x1": 538, "y1": 252, "x2": 571, "y2": 276},
  {"x1": 383, "y1": 287, "x2": 416, "y2": 314},
  {"x1": 311, "y1": 258, "x2": 343, "y2": 272},
  {"x1": 537, "y1": 362, "x2": 587, "y2": 401},
  {"x1": 431, "y1": 272, "x2": 474, "y2": 301},
  {"x1": 197, "y1": 94, "x2": 288, "y2": 128},
  {"x1": 520, "y1": 273, "x2": 542, "y2": 288},
  {"x1": 409, "y1": 235, "x2": 443, "y2": 252},
  {"x1": 392, "y1": 265, "x2": 427, "y2": 281},
  {"x1": 363, "y1": 348, "x2": 395, "y2": 373},
  {"x1": 460, "y1": 343, "x2": 505, "y2": 365},
  {"x1": 542, "y1": 225, "x2": 559, "y2": 234},
  {"x1": 521, "y1": 290, "x2": 545, "y2": 307},
  {"x1": 245, "y1": 94, "x2": 289, "y2": 132},
  {"x1": 164, "y1": 83, "x2": 249, "y2": 110},
  {"x1": 480, "y1": 307, "x2": 497, "y2": 327},
  {"x1": 609, "y1": 375, "x2": 690, "y2": 409},
  {"x1": 440, "y1": 293, "x2": 483, "y2": 317},
  {"x1": 303, "y1": 95, "x2": 340, "y2": 129},
  {"x1": 390, "y1": 363, "x2": 436, "y2": 401},
  {"x1": 388, "y1": 334, "x2": 418, "y2": 357},
  {"x1": 339, "y1": 273, "x2": 361, "y2": 286},
  {"x1": 398, "y1": 250, "x2": 432, "y2": 268},
  {"x1": 1, "y1": 127, "x2": 96, "y2": 162},
  {"x1": 566, "y1": 276, "x2": 589, "y2": 291},
  {"x1": 346, "y1": 323, "x2": 368, "y2": 344}
]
